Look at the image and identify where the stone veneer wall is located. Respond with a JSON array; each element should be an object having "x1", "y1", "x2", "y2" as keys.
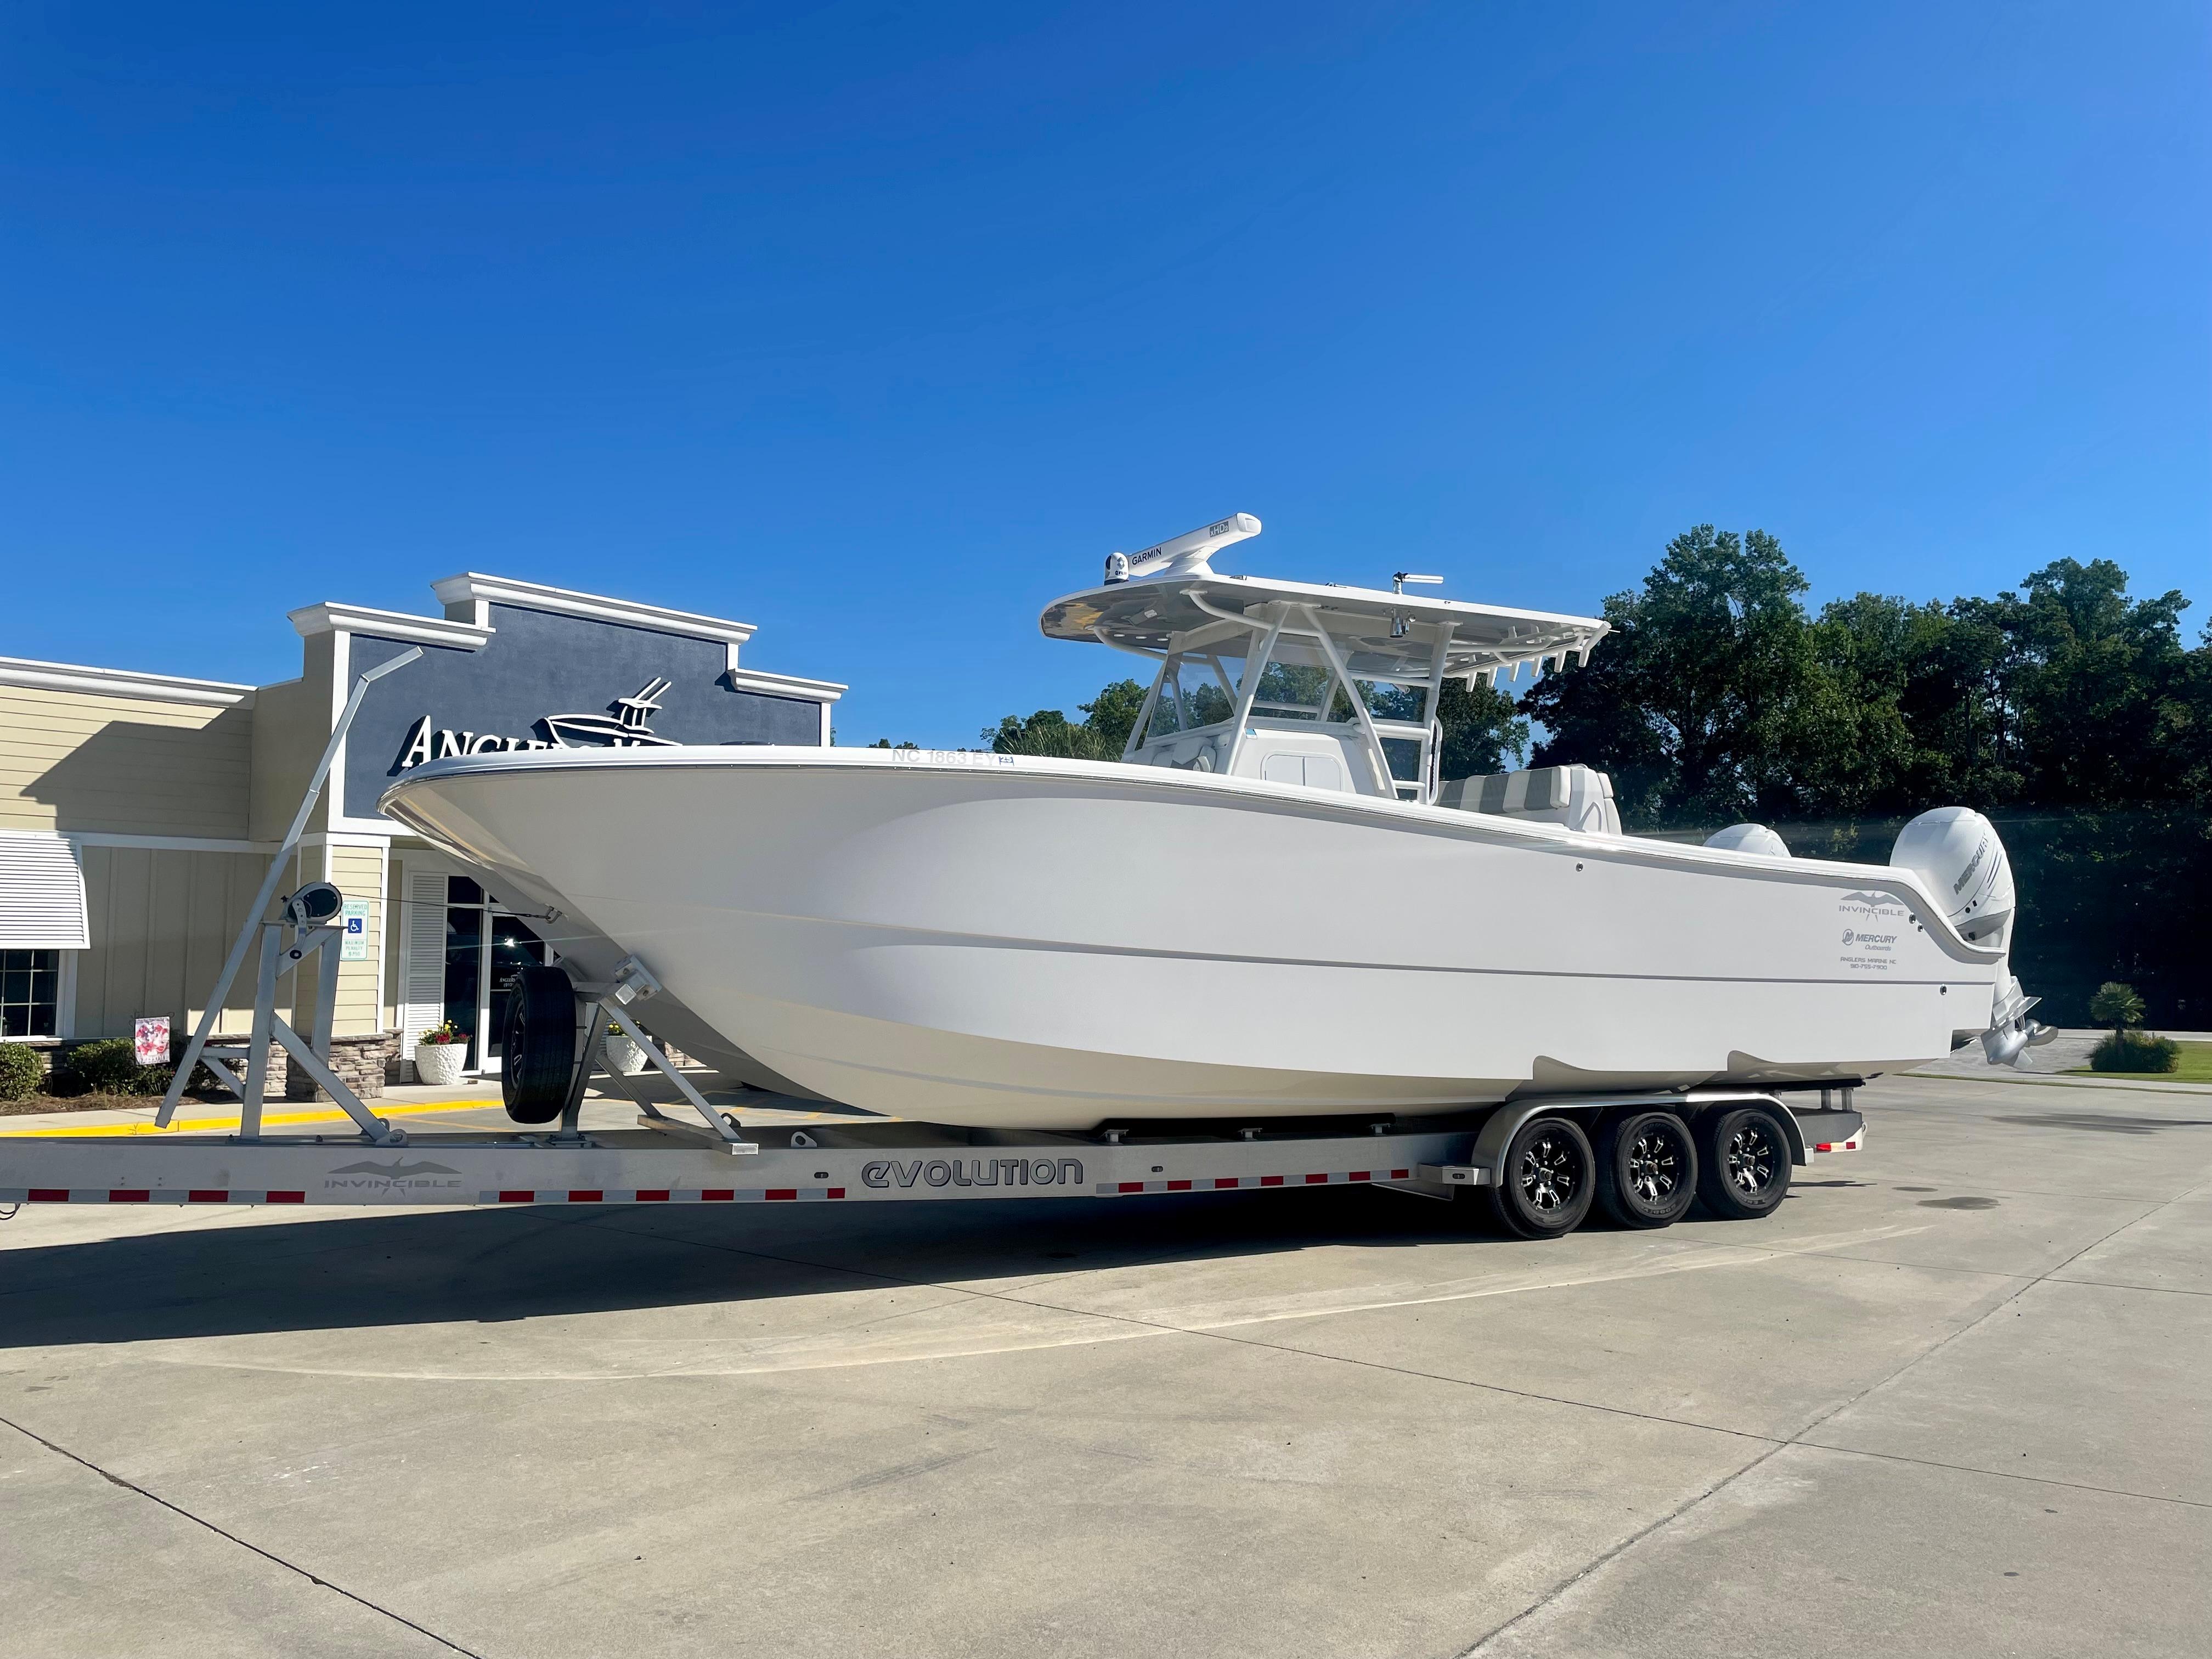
[{"x1": 284, "y1": 1032, "x2": 397, "y2": 1102}]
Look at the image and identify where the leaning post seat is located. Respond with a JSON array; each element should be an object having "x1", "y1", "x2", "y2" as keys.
[{"x1": 1435, "y1": 765, "x2": 1621, "y2": 834}]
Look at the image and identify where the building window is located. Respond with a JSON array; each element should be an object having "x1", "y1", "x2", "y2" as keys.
[{"x1": 1, "y1": 949, "x2": 61, "y2": 1039}]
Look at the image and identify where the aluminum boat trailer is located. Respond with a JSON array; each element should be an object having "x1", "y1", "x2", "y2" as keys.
[
  {"x1": 1, "y1": 1075, "x2": 1866, "y2": 1240},
  {"x1": 0, "y1": 650, "x2": 1866, "y2": 1239}
]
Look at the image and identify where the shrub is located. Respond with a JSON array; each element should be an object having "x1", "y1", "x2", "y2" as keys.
[
  {"x1": 52, "y1": 1037, "x2": 140, "y2": 1096},
  {"x1": 2090, "y1": 1030, "x2": 2180, "y2": 1074},
  {"x1": 0, "y1": 1042, "x2": 43, "y2": 1102}
]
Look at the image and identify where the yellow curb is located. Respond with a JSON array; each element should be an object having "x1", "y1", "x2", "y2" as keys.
[{"x1": 0, "y1": 1097, "x2": 504, "y2": 1139}]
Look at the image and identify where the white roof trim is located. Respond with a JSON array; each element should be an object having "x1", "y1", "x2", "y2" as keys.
[
  {"x1": 0, "y1": 830, "x2": 90, "y2": 950},
  {"x1": 0, "y1": 655, "x2": 255, "y2": 708},
  {"x1": 431, "y1": 573, "x2": 758, "y2": 646},
  {"x1": 722, "y1": 666, "x2": 847, "y2": 703},
  {"x1": 290, "y1": 603, "x2": 494, "y2": 649}
]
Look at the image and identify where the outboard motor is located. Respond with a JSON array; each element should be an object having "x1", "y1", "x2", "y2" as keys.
[
  {"x1": 1888, "y1": 808, "x2": 2050, "y2": 1066},
  {"x1": 1705, "y1": 822, "x2": 1790, "y2": 856}
]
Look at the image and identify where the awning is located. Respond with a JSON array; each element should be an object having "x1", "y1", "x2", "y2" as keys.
[{"x1": 0, "y1": 831, "x2": 89, "y2": 950}]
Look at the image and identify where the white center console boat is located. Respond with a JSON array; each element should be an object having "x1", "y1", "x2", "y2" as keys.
[{"x1": 379, "y1": 513, "x2": 2045, "y2": 1138}]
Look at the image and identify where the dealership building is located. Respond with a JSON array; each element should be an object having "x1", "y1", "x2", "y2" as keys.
[{"x1": 0, "y1": 573, "x2": 842, "y2": 1088}]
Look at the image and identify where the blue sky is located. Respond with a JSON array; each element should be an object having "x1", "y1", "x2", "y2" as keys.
[{"x1": 4, "y1": 2, "x2": 2206, "y2": 746}]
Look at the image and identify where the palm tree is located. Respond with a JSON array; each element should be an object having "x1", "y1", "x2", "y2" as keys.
[{"x1": 2087, "y1": 981, "x2": 2145, "y2": 1040}]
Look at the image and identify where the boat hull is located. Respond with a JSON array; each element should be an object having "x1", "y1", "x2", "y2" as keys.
[{"x1": 380, "y1": 748, "x2": 2004, "y2": 1130}]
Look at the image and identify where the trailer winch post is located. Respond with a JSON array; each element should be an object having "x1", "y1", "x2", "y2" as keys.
[{"x1": 156, "y1": 646, "x2": 425, "y2": 1133}]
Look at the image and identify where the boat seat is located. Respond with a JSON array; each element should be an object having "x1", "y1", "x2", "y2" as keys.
[{"x1": 1436, "y1": 764, "x2": 1620, "y2": 834}]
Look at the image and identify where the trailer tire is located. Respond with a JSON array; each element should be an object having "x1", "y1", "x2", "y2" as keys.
[
  {"x1": 1485, "y1": 1115, "x2": 1595, "y2": 1239},
  {"x1": 1695, "y1": 1104, "x2": 1792, "y2": 1221},
  {"x1": 1596, "y1": 1111, "x2": 1699, "y2": 1229},
  {"x1": 502, "y1": 966, "x2": 577, "y2": 1124}
]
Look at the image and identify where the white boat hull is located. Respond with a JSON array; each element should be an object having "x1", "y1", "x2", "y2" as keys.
[{"x1": 381, "y1": 748, "x2": 2005, "y2": 1130}]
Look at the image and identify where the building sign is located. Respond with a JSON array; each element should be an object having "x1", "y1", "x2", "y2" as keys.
[
  {"x1": 134, "y1": 1016, "x2": 170, "y2": 1067},
  {"x1": 390, "y1": 678, "x2": 681, "y2": 771},
  {"x1": 342, "y1": 605, "x2": 826, "y2": 822},
  {"x1": 341, "y1": 900, "x2": 371, "y2": 961}
]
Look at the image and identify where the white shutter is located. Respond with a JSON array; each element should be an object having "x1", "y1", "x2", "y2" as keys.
[
  {"x1": 399, "y1": 867, "x2": 448, "y2": 1051},
  {"x1": 0, "y1": 832, "x2": 89, "y2": 949}
]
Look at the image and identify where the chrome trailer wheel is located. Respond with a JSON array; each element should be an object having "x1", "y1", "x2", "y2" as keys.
[
  {"x1": 1694, "y1": 1104, "x2": 1793, "y2": 1221},
  {"x1": 1484, "y1": 1115, "x2": 1596, "y2": 1239},
  {"x1": 1596, "y1": 1110, "x2": 1699, "y2": 1229}
]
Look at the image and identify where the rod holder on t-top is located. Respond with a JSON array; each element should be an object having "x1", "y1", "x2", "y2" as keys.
[{"x1": 155, "y1": 647, "x2": 426, "y2": 1141}]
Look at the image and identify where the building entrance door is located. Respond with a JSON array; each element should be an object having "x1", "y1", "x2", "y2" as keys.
[{"x1": 439, "y1": 874, "x2": 550, "y2": 1074}]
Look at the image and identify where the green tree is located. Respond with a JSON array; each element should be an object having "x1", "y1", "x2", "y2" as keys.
[
  {"x1": 1435, "y1": 676, "x2": 1530, "y2": 779},
  {"x1": 2088, "y1": 980, "x2": 2146, "y2": 1037},
  {"x1": 1078, "y1": 679, "x2": 1148, "y2": 753},
  {"x1": 1998, "y1": 560, "x2": 2196, "y2": 808},
  {"x1": 1520, "y1": 526, "x2": 1819, "y2": 825},
  {"x1": 988, "y1": 678, "x2": 1150, "y2": 760}
]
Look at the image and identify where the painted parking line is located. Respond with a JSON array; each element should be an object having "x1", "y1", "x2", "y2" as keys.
[
  {"x1": 0, "y1": 1098, "x2": 500, "y2": 1139},
  {"x1": 1, "y1": 1098, "x2": 878, "y2": 1138}
]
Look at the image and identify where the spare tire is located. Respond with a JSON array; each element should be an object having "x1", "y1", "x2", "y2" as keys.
[{"x1": 503, "y1": 965, "x2": 577, "y2": 1124}]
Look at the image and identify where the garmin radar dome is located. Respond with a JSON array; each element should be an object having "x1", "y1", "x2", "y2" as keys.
[{"x1": 1102, "y1": 512, "x2": 1261, "y2": 586}]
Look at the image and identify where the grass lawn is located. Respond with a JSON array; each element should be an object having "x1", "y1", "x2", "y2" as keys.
[{"x1": 2067, "y1": 1039, "x2": 2212, "y2": 1082}]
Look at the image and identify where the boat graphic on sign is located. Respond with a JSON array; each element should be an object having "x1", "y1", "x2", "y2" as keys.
[{"x1": 540, "y1": 678, "x2": 679, "y2": 749}]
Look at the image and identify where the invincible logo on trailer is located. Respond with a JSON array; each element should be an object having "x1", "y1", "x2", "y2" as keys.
[{"x1": 324, "y1": 1158, "x2": 465, "y2": 1194}]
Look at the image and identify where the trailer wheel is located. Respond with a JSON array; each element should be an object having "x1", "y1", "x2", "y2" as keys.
[
  {"x1": 1485, "y1": 1115, "x2": 1595, "y2": 1239},
  {"x1": 1596, "y1": 1111, "x2": 1698, "y2": 1229},
  {"x1": 1695, "y1": 1105, "x2": 1792, "y2": 1221},
  {"x1": 502, "y1": 965, "x2": 577, "y2": 1124}
]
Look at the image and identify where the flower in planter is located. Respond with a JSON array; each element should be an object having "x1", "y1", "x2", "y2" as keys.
[{"x1": 416, "y1": 1020, "x2": 469, "y2": 1046}]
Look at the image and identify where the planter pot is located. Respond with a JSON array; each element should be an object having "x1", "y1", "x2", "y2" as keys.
[
  {"x1": 602, "y1": 1033, "x2": 648, "y2": 1076},
  {"x1": 414, "y1": 1042, "x2": 466, "y2": 1087}
]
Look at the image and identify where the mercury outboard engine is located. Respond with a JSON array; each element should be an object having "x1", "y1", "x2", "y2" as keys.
[
  {"x1": 1704, "y1": 822, "x2": 1791, "y2": 857},
  {"x1": 1888, "y1": 807, "x2": 2050, "y2": 1066}
]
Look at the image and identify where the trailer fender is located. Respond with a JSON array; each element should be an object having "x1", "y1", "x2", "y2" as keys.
[
  {"x1": 1469, "y1": 1099, "x2": 1615, "y2": 1186},
  {"x1": 1474, "y1": 1093, "x2": 1803, "y2": 1186}
]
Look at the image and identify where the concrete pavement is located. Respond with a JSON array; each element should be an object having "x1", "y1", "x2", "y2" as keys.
[{"x1": 1, "y1": 1070, "x2": 2207, "y2": 1657}]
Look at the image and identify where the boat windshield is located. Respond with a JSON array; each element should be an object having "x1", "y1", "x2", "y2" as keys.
[
  {"x1": 1037, "y1": 515, "x2": 1610, "y2": 804},
  {"x1": 1147, "y1": 648, "x2": 1246, "y2": 735}
]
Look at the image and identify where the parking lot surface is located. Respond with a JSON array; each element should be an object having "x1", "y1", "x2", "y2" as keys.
[{"x1": 2, "y1": 1070, "x2": 2207, "y2": 1658}]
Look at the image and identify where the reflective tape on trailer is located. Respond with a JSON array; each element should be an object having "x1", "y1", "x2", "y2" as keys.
[
  {"x1": 1100, "y1": 1169, "x2": 1415, "y2": 1195},
  {"x1": 0, "y1": 1187, "x2": 846, "y2": 1206},
  {"x1": 485, "y1": 1187, "x2": 848, "y2": 1205},
  {"x1": 5, "y1": 1189, "x2": 308, "y2": 1205}
]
